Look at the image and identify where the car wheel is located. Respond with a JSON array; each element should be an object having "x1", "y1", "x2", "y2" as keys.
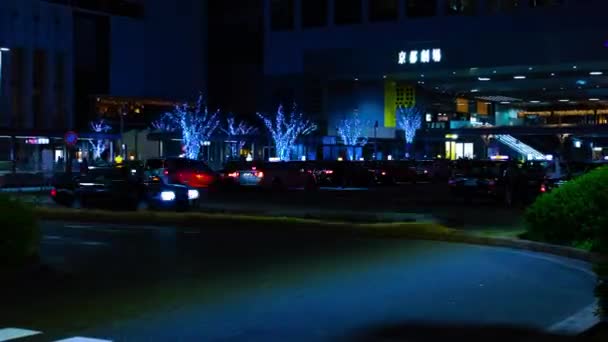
[
  {"x1": 304, "y1": 178, "x2": 318, "y2": 192},
  {"x1": 136, "y1": 200, "x2": 150, "y2": 212},
  {"x1": 71, "y1": 197, "x2": 82, "y2": 209},
  {"x1": 272, "y1": 178, "x2": 284, "y2": 192},
  {"x1": 504, "y1": 187, "x2": 513, "y2": 207}
]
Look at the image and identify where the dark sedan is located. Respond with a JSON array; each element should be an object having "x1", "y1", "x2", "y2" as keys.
[{"x1": 51, "y1": 165, "x2": 200, "y2": 211}]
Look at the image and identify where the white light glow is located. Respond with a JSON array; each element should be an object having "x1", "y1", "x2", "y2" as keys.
[
  {"x1": 268, "y1": 157, "x2": 281, "y2": 162},
  {"x1": 161, "y1": 191, "x2": 176, "y2": 201},
  {"x1": 387, "y1": 155, "x2": 393, "y2": 161},
  {"x1": 590, "y1": 98, "x2": 600, "y2": 101},
  {"x1": 574, "y1": 140, "x2": 582, "y2": 148},
  {"x1": 471, "y1": 89, "x2": 479, "y2": 93},
  {"x1": 593, "y1": 147, "x2": 603, "y2": 152},
  {"x1": 359, "y1": 157, "x2": 365, "y2": 161},
  {"x1": 478, "y1": 77, "x2": 491, "y2": 81},
  {"x1": 530, "y1": 100, "x2": 541, "y2": 103},
  {"x1": 514, "y1": 75, "x2": 526, "y2": 80},
  {"x1": 432, "y1": 49, "x2": 442, "y2": 62},
  {"x1": 559, "y1": 99, "x2": 569, "y2": 102},
  {"x1": 301, "y1": 155, "x2": 306, "y2": 161},
  {"x1": 590, "y1": 71, "x2": 603, "y2": 76},
  {"x1": 409, "y1": 50, "x2": 418, "y2": 64},
  {"x1": 188, "y1": 189, "x2": 199, "y2": 200},
  {"x1": 545, "y1": 155, "x2": 554, "y2": 161},
  {"x1": 0, "y1": 328, "x2": 42, "y2": 340},
  {"x1": 420, "y1": 49, "x2": 430, "y2": 63},
  {"x1": 398, "y1": 51, "x2": 406, "y2": 64},
  {"x1": 500, "y1": 101, "x2": 511, "y2": 104}
]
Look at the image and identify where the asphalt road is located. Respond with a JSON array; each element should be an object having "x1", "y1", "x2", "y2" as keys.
[{"x1": 1, "y1": 221, "x2": 597, "y2": 341}]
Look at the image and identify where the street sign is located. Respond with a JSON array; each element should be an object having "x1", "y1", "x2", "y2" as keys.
[{"x1": 64, "y1": 131, "x2": 78, "y2": 146}]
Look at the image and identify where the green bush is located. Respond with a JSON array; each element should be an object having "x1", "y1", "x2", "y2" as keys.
[
  {"x1": 0, "y1": 194, "x2": 40, "y2": 269},
  {"x1": 525, "y1": 166, "x2": 608, "y2": 253}
]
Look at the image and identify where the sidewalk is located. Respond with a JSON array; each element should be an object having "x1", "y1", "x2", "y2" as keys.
[
  {"x1": 197, "y1": 200, "x2": 436, "y2": 223},
  {"x1": 0, "y1": 186, "x2": 52, "y2": 193}
]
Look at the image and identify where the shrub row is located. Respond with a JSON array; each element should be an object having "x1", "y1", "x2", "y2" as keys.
[{"x1": 525, "y1": 166, "x2": 608, "y2": 253}]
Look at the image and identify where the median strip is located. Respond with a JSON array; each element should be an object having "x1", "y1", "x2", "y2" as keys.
[{"x1": 34, "y1": 207, "x2": 607, "y2": 264}]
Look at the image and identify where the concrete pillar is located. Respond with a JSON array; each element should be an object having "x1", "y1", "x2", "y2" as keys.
[
  {"x1": 22, "y1": 48, "x2": 34, "y2": 129},
  {"x1": 436, "y1": 0, "x2": 445, "y2": 16},
  {"x1": 294, "y1": 0, "x2": 302, "y2": 31},
  {"x1": 263, "y1": 0, "x2": 271, "y2": 32},
  {"x1": 43, "y1": 51, "x2": 55, "y2": 130},
  {"x1": 328, "y1": 0, "x2": 335, "y2": 27},
  {"x1": 64, "y1": 49, "x2": 74, "y2": 129},
  {"x1": 0, "y1": 49, "x2": 12, "y2": 127},
  {"x1": 362, "y1": 0, "x2": 369, "y2": 24}
]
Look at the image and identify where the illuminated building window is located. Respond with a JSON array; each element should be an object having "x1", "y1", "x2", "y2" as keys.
[{"x1": 447, "y1": 0, "x2": 477, "y2": 15}]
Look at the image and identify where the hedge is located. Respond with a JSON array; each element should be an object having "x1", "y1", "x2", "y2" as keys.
[
  {"x1": 0, "y1": 194, "x2": 40, "y2": 269},
  {"x1": 525, "y1": 166, "x2": 608, "y2": 253}
]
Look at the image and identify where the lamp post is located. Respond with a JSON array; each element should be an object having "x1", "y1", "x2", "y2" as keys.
[{"x1": 373, "y1": 120, "x2": 378, "y2": 160}]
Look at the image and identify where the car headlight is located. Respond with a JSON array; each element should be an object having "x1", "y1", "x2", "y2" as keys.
[
  {"x1": 160, "y1": 191, "x2": 176, "y2": 201},
  {"x1": 188, "y1": 189, "x2": 199, "y2": 200}
]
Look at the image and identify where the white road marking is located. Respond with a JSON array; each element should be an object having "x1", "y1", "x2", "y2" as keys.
[
  {"x1": 54, "y1": 337, "x2": 113, "y2": 342},
  {"x1": 548, "y1": 301, "x2": 600, "y2": 335},
  {"x1": 79, "y1": 241, "x2": 107, "y2": 247},
  {"x1": 43, "y1": 235, "x2": 63, "y2": 240},
  {"x1": 64, "y1": 225, "x2": 95, "y2": 229},
  {"x1": 0, "y1": 328, "x2": 41, "y2": 341}
]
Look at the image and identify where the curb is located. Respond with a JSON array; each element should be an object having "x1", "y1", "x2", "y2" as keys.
[{"x1": 34, "y1": 207, "x2": 607, "y2": 264}]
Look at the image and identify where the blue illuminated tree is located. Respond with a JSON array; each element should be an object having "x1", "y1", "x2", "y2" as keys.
[
  {"x1": 160, "y1": 94, "x2": 220, "y2": 160},
  {"x1": 397, "y1": 106, "x2": 423, "y2": 158},
  {"x1": 221, "y1": 116, "x2": 258, "y2": 158},
  {"x1": 337, "y1": 113, "x2": 369, "y2": 160},
  {"x1": 150, "y1": 115, "x2": 177, "y2": 132},
  {"x1": 257, "y1": 104, "x2": 317, "y2": 161},
  {"x1": 89, "y1": 119, "x2": 111, "y2": 160}
]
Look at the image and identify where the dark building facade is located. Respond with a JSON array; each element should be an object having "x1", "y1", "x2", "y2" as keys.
[
  {"x1": 263, "y1": 0, "x2": 608, "y2": 161},
  {"x1": 0, "y1": 0, "x2": 209, "y2": 170}
]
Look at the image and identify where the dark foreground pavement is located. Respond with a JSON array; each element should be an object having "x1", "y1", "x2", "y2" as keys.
[{"x1": 1, "y1": 221, "x2": 598, "y2": 341}]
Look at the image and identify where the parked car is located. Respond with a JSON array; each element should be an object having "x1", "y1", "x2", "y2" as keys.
[
  {"x1": 259, "y1": 161, "x2": 318, "y2": 191},
  {"x1": 50, "y1": 165, "x2": 199, "y2": 211},
  {"x1": 449, "y1": 160, "x2": 506, "y2": 200},
  {"x1": 218, "y1": 161, "x2": 265, "y2": 187},
  {"x1": 145, "y1": 157, "x2": 219, "y2": 188},
  {"x1": 315, "y1": 161, "x2": 374, "y2": 187}
]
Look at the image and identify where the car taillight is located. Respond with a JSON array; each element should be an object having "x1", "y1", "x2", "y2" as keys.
[
  {"x1": 540, "y1": 183, "x2": 547, "y2": 193},
  {"x1": 324, "y1": 170, "x2": 334, "y2": 174},
  {"x1": 381, "y1": 171, "x2": 387, "y2": 176},
  {"x1": 163, "y1": 169, "x2": 169, "y2": 176},
  {"x1": 256, "y1": 171, "x2": 264, "y2": 178},
  {"x1": 50, "y1": 188, "x2": 57, "y2": 197},
  {"x1": 228, "y1": 172, "x2": 239, "y2": 178}
]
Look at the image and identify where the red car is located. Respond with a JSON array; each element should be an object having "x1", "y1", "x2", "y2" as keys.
[{"x1": 145, "y1": 157, "x2": 218, "y2": 188}]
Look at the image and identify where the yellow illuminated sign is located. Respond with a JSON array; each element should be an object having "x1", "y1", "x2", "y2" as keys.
[{"x1": 384, "y1": 81, "x2": 415, "y2": 128}]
